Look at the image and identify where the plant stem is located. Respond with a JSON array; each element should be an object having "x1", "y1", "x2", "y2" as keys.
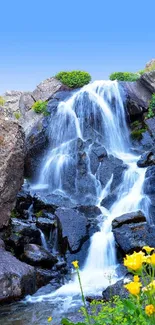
[{"x1": 77, "y1": 269, "x2": 91, "y2": 325}]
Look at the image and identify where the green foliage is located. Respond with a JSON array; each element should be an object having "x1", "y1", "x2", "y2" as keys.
[
  {"x1": 14, "y1": 111, "x2": 21, "y2": 119},
  {"x1": 138, "y1": 69, "x2": 145, "y2": 75},
  {"x1": 0, "y1": 96, "x2": 5, "y2": 106},
  {"x1": 32, "y1": 100, "x2": 48, "y2": 115},
  {"x1": 131, "y1": 129, "x2": 147, "y2": 140},
  {"x1": 146, "y1": 93, "x2": 155, "y2": 119},
  {"x1": 35, "y1": 210, "x2": 43, "y2": 218},
  {"x1": 109, "y1": 72, "x2": 139, "y2": 82},
  {"x1": 55, "y1": 70, "x2": 91, "y2": 88},
  {"x1": 10, "y1": 210, "x2": 17, "y2": 218}
]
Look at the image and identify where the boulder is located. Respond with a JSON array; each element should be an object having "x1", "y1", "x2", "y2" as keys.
[
  {"x1": 22, "y1": 243, "x2": 57, "y2": 268},
  {"x1": 55, "y1": 208, "x2": 88, "y2": 254},
  {"x1": 2, "y1": 90, "x2": 23, "y2": 118},
  {"x1": 102, "y1": 280, "x2": 129, "y2": 301},
  {"x1": 144, "y1": 117, "x2": 155, "y2": 139},
  {"x1": 144, "y1": 166, "x2": 155, "y2": 223},
  {"x1": 19, "y1": 92, "x2": 35, "y2": 115},
  {"x1": 32, "y1": 77, "x2": 69, "y2": 102},
  {"x1": 137, "y1": 151, "x2": 155, "y2": 167},
  {"x1": 121, "y1": 80, "x2": 151, "y2": 118},
  {"x1": 140, "y1": 71, "x2": 155, "y2": 93},
  {"x1": 113, "y1": 218, "x2": 155, "y2": 254},
  {"x1": 36, "y1": 217, "x2": 57, "y2": 232},
  {"x1": 0, "y1": 117, "x2": 25, "y2": 229},
  {"x1": 112, "y1": 210, "x2": 146, "y2": 229},
  {"x1": 0, "y1": 245, "x2": 35, "y2": 303}
]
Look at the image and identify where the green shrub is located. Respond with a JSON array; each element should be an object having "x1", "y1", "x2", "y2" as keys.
[
  {"x1": 131, "y1": 129, "x2": 147, "y2": 140},
  {"x1": 14, "y1": 112, "x2": 21, "y2": 119},
  {"x1": 109, "y1": 72, "x2": 139, "y2": 82},
  {"x1": 0, "y1": 96, "x2": 5, "y2": 106},
  {"x1": 146, "y1": 93, "x2": 155, "y2": 119},
  {"x1": 32, "y1": 100, "x2": 48, "y2": 115},
  {"x1": 55, "y1": 70, "x2": 91, "y2": 88}
]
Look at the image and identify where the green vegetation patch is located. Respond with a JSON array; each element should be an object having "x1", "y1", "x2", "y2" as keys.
[
  {"x1": 146, "y1": 93, "x2": 155, "y2": 119},
  {"x1": 14, "y1": 112, "x2": 21, "y2": 120},
  {"x1": 109, "y1": 72, "x2": 139, "y2": 82},
  {"x1": 55, "y1": 70, "x2": 91, "y2": 88},
  {"x1": 32, "y1": 100, "x2": 49, "y2": 116},
  {"x1": 0, "y1": 96, "x2": 5, "y2": 106},
  {"x1": 131, "y1": 129, "x2": 147, "y2": 140}
]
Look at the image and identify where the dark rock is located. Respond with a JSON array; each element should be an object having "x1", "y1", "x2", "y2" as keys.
[
  {"x1": 140, "y1": 71, "x2": 155, "y2": 93},
  {"x1": 36, "y1": 268, "x2": 59, "y2": 288},
  {"x1": 36, "y1": 217, "x2": 57, "y2": 232},
  {"x1": 102, "y1": 280, "x2": 129, "y2": 301},
  {"x1": 5, "y1": 218, "x2": 41, "y2": 254},
  {"x1": 113, "y1": 221, "x2": 155, "y2": 254},
  {"x1": 98, "y1": 155, "x2": 127, "y2": 191},
  {"x1": 112, "y1": 210, "x2": 146, "y2": 229},
  {"x1": 0, "y1": 117, "x2": 25, "y2": 229},
  {"x1": 137, "y1": 151, "x2": 155, "y2": 167},
  {"x1": 22, "y1": 244, "x2": 57, "y2": 268},
  {"x1": 55, "y1": 208, "x2": 88, "y2": 253},
  {"x1": 121, "y1": 80, "x2": 151, "y2": 118},
  {"x1": 101, "y1": 192, "x2": 117, "y2": 209},
  {"x1": 145, "y1": 117, "x2": 155, "y2": 139},
  {"x1": 0, "y1": 247, "x2": 35, "y2": 303}
]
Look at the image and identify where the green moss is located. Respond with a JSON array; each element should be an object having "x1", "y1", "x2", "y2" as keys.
[
  {"x1": 109, "y1": 72, "x2": 139, "y2": 82},
  {"x1": 32, "y1": 100, "x2": 49, "y2": 115},
  {"x1": 131, "y1": 128, "x2": 147, "y2": 140},
  {"x1": 146, "y1": 93, "x2": 155, "y2": 119},
  {"x1": 55, "y1": 70, "x2": 91, "y2": 88},
  {"x1": 10, "y1": 210, "x2": 17, "y2": 218},
  {"x1": 14, "y1": 111, "x2": 21, "y2": 119},
  {"x1": 131, "y1": 121, "x2": 142, "y2": 129},
  {"x1": 0, "y1": 96, "x2": 5, "y2": 106},
  {"x1": 35, "y1": 210, "x2": 43, "y2": 218}
]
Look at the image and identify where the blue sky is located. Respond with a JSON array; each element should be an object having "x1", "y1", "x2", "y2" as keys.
[{"x1": 0, "y1": 0, "x2": 155, "y2": 93}]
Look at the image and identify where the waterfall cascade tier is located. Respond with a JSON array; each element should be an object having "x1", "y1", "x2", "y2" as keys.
[{"x1": 28, "y1": 80, "x2": 149, "y2": 304}]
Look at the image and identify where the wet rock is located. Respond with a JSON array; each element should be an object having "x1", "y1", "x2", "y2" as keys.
[
  {"x1": 113, "y1": 221, "x2": 155, "y2": 254},
  {"x1": 143, "y1": 166, "x2": 155, "y2": 223},
  {"x1": 140, "y1": 70, "x2": 155, "y2": 93},
  {"x1": 36, "y1": 217, "x2": 57, "y2": 232},
  {"x1": 137, "y1": 151, "x2": 155, "y2": 167},
  {"x1": 0, "y1": 117, "x2": 25, "y2": 229},
  {"x1": 145, "y1": 117, "x2": 155, "y2": 139},
  {"x1": 121, "y1": 80, "x2": 151, "y2": 118},
  {"x1": 55, "y1": 208, "x2": 88, "y2": 254},
  {"x1": 102, "y1": 280, "x2": 129, "y2": 301},
  {"x1": 5, "y1": 218, "x2": 41, "y2": 254},
  {"x1": 0, "y1": 246, "x2": 35, "y2": 303},
  {"x1": 36, "y1": 268, "x2": 60, "y2": 288},
  {"x1": 22, "y1": 244, "x2": 57, "y2": 268},
  {"x1": 101, "y1": 192, "x2": 117, "y2": 209},
  {"x1": 98, "y1": 155, "x2": 127, "y2": 191},
  {"x1": 112, "y1": 210, "x2": 146, "y2": 229}
]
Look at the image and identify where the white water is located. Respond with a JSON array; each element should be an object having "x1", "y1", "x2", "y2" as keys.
[
  {"x1": 27, "y1": 80, "x2": 149, "y2": 305},
  {"x1": 39, "y1": 229, "x2": 48, "y2": 250}
]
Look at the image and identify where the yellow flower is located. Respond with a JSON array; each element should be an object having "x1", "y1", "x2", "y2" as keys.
[
  {"x1": 48, "y1": 316, "x2": 52, "y2": 322},
  {"x1": 134, "y1": 275, "x2": 140, "y2": 282},
  {"x1": 143, "y1": 246, "x2": 154, "y2": 254},
  {"x1": 150, "y1": 253, "x2": 155, "y2": 265},
  {"x1": 124, "y1": 281, "x2": 142, "y2": 296},
  {"x1": 72, "y1": 260, "x2": 79, "y2": 268},
  {"x1": 124, "y1": 251, "x2": 144, "y2": 271},
  {"x1": 145, "y1": 304, "x2": 155, "y2": 316}
]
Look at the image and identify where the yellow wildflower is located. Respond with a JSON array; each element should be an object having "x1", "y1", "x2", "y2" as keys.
[
  {"x1": 124, "y1": 251, "x2": 144, "y2": 271},
  {"x1": 48, "y1": 316, "x2": 52, "y2": 322},
  {"x1": 124, "y1": 281, "x2": 142, "y2": 296},
  {"x1": 142, "y1": 246, "x2": 154, "y2": 254},
  {"x1": 134, "y1": 275, "x2": 140, "y2": 282},
  {"x1": 145, "y1": 304, "x2": 155, "y2": 316},
  {"x1": 150, "y1": 253, "x2": 155, "y2": 265},
  {"x1": 72, "y1": 260, "x2": 79, "y2": 268}
]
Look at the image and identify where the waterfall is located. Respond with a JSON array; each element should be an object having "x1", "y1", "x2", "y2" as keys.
[
  {"x1": 39, "y1": 229, "x2": 48, "y2": 251},
  {"x1": 27, "y1": 80, "x2": 149, "y2": 303}
]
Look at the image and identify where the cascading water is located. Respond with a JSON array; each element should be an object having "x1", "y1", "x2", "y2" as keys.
[{"x1": 28, "y1": 80, "x2": 149, "y2": 305}]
